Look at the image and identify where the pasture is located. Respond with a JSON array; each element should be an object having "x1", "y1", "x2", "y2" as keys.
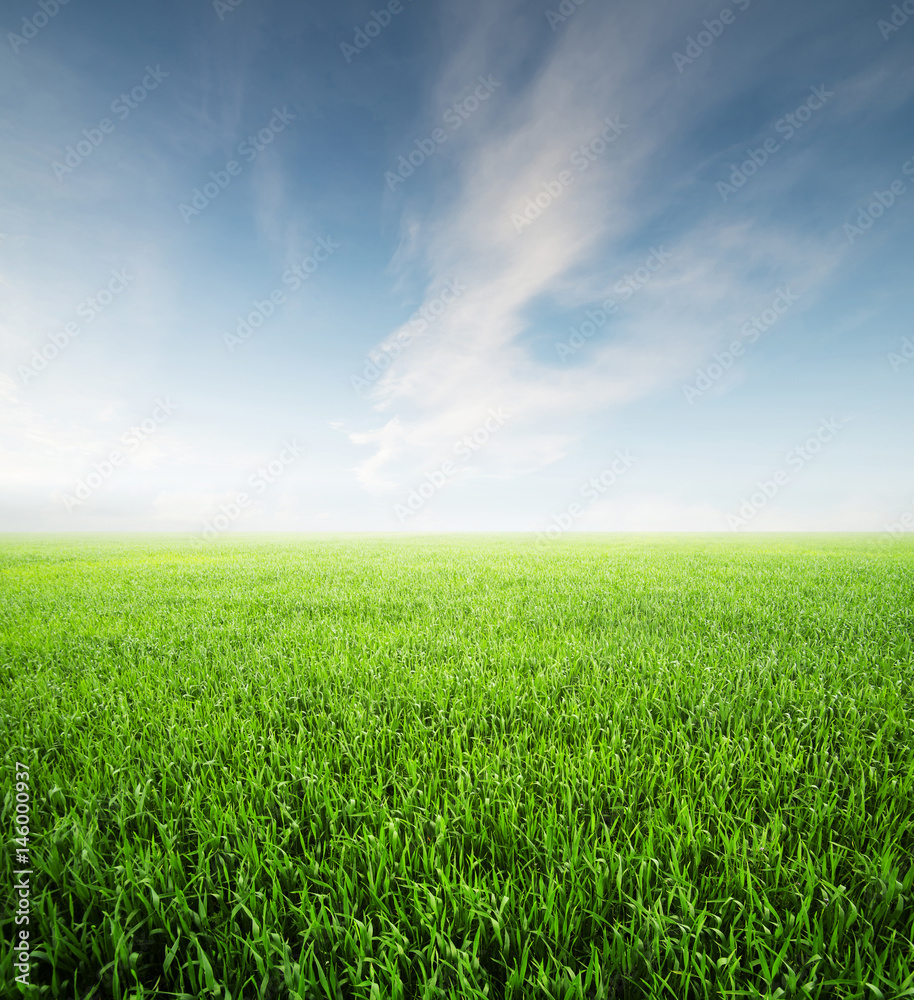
[{"x1": 1, "y1": 534, "x2": 912, "y2": 999}]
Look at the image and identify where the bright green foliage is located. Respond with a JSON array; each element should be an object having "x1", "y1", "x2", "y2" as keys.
[{"x1": 1, "y1": 533, "x2": 912, "y2": 999}]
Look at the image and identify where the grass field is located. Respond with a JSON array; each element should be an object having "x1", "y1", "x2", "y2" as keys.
[{"x1": 1, "y1": 533, "x2": 913, "y2": 1000}]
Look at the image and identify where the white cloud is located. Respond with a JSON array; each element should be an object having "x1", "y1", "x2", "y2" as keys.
[{"x1": 351, "y1": 2, "x2": 849, "y2": 495}]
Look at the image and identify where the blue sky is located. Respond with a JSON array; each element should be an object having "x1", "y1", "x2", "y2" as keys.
[{"x1": 1, "y1": 0, "x2": 912, "y2": 534}]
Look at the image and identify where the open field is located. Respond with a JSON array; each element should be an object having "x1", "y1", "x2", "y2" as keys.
[{"x1": 1, "y1": 534, "x2": 913, "y2": 1000}]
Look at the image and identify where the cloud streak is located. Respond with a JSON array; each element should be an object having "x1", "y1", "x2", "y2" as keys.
[{"x1": 350, "y1": 0, "x2": 850, "y2": 494}]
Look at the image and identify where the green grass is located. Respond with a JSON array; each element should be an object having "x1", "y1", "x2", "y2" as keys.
[{"x1": 1, "y1": 533, "x2": 913, "y2": 1000}]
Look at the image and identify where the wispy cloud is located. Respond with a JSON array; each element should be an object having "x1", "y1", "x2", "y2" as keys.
[
  {"x1": 1, "y1": 0, "x2": 908, "y2": 531},
  {"x1": 349, "y1": 0, "x2": 850, "y2": 494}
]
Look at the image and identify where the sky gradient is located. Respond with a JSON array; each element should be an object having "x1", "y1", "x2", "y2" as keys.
[{"x1": 2, "y1": 0, "x2": 912, "y2": 535}]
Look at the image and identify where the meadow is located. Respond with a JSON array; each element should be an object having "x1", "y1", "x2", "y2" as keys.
[{"x1": 1, "y1": 533, "x2": 912, "y2": 1000}]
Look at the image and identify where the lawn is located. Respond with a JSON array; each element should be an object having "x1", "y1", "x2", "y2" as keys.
[{"x1": 1, "y1": 533, "x2": 912, "y2": 999}]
